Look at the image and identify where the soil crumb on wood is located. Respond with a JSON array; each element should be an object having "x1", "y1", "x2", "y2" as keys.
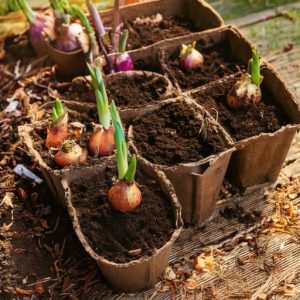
[
  {"x1": 192, "y1": 75, "x2": 290, "y2": 141},
  {"x1": 165, "y1": 40, "x2": 244, "y2": 91},
  {"x1": 71, "y1": 165, "x2": 175, "y2": 263},
  {"x1": 132, "y1": 101, "x2": 227, "y2": 166},
  {"x1": 220, "y1": 203, "x2": 261, "y2": 227}
]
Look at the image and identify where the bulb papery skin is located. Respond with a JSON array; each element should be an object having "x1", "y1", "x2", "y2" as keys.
[
  {"x1": 181, "y1": 48, "x2": 204, "y2": 70},
  {"x1": 116, "y1": 52, "x2": 134, "y2": 72},
  {"x1": 30, "y1": 13, "x2": 55, "y2": 42},
  {"x1": 108, "y1": 181, "x2": 142, "y2": 212},
  {"x1": 54, "y1": 144, "x2": 88, "y2": 167},
  {"x1": 45, "y1": 125, "x2": 69, "y2": 149},
  {"x1": 227, "y1": 74, "x2": 262, "y2": 109},
  {"x1": 88, "y1": 126, "x2": 115, "y2": 157},
  {"x1": 56, "y1": 23, "x2": 84, "y2": 52}
]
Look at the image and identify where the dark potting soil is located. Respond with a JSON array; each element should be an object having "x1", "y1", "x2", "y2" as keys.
[
  {"x1": 70, "y1": 165, "x2": 175, "y2": 263},
  {"x1": 165, "y1": 40, "x2": 244, "y2": 91},
  {"x1": 191, "y1": 75, "x2": 290, "y2": 141},
  {"x1": 3, "y1": 33, "x2": 36, "y2": 64},
  {"x1": 106, "y1": 73, "x2": 171, "y2": 108},
  {"x1": 132, "y1": 101, "x2": 227, "y2": 166},
  {"x1": 125, "y1": 15, "x2": 195, "y2": 50},
  {"x1": 32, "y1": 110, "x2": 100, "y2": 170}
]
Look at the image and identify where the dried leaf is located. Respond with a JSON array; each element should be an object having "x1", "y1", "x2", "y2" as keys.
[
  {"x1": 284, "y1": 284, "x2": 296, "y2": 296},
  {"x1": 15, "y1": 287, "x2": 33, "y2": 295},
  {"x1": 194, "y1": 254, "x2": 214, "y2": 272},
  {"x1": 1, "y1": 223, "x2": 13, "y2": 231},
  {"x1": 1, "y1": 192, "x2": 14, "y2": 208},
  {"x1": 164, "y1": 266, "x2": 176, "y2": 281},
  {"x1": 184, "y1": 278, "x2": 197, "y2": 291}
]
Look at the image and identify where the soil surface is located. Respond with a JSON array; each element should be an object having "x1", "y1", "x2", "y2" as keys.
[
  {"x1": 191, "y1": 75, "x2": 290, "y2": 141},
  {"x1": 71, "y1": 164, "x2": 176, "y2": 263},
  {"x1": 125, "y1": 15, "x2": 196, "y2": 50},
  {"x1": 165, "y1": 40, "x2": 244, "y2": 91},
  {"x1": 106, "y1": 72, "x2": 171, "y2": 108},
  {"x1": 131, "y1": 101, "x2": 227, "y2": 166}
]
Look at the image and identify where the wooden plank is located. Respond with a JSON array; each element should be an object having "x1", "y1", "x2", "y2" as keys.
[
  {"x1": 237, "y1": 7, "x2": 300, "y2": 100},
  {"x1": 207, "y1": 0, "x2": 299, "y2": 21}
]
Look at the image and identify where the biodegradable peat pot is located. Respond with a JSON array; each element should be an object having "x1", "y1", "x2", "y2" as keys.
[
  {"x1": 155, "y1": 25, "x2": 254, "y2": 92},
  {"x1": 128, "y1": 96, "x2": 234, "y2": 224},
  {"x1": 186, "y1": 54, "x2": 300, "y2": 187},
  {"x1": 227, "y1": 62, "x2": 300, "y2": 187},
  {"x1": 105, "y1": 70, "x2": 176, "y2": 122},
  {"x1": 39, "y1": 71, "x2": 176, "y2": 123},
  {"x1": 100, "y1": 0, "x2": 224, "y2": 51},
  {"x1": 61, "y1": 159, "x2": 183, "y2": 292},
  {"x1": 30, "y1": 36, "x2": 49, "y2": 57},
  {"x1": 18, "y1": 106, "x2": 108, "y2": 206},
  {"x1": 45, "y1": 42, "x2": 86, "y2": 78}
]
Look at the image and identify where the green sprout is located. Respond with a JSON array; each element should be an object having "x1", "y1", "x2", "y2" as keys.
[
  {"x1": 87, "y1": 59, "x2": 111, "y2": 130},
  {"x1": 110, "y1": 101, "x2": 137, "y2": 182},
  {"x1": 248, "y1": 49, "x2": 263, "y2": 86},
  {"x1": 71, "y1": 5, "x2": 98, "y2": 58},
  {"x1": 17, "y1": 0, "x2": 36, "y2": 23},
  {"x1": 52, "y1": 98, "x2": 67, "y2": 125},
  {"x1": 118, "y1": 29, "x2": 129, "y2": 53}
]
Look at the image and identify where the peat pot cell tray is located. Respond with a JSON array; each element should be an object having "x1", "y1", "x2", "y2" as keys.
[
  {"x1": 129, "y1": 97, "x2": 234, "y2": 224},
  {"x1": 101, "y1": 0, "x2": 223, "y2": 50},
  {"x1": 158, "y1": 25, "x2": 255, "y2": 91},
  {"x1": 191, "y1": 65, "x2": 300, "y2": 187},
  {"x1": 63, "y1": 160, "x2": 182, "y2": 292}
]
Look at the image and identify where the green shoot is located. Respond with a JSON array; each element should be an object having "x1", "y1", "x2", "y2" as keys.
[
  {"x1": 50, "y1": 0, "x2": 69, "y2": 23},
  {"x1": 17, "y1": 0, "x2": 36, "y2": 23},
  {"x1": 70, "y1": 5, "x2": 98, "y2": 57},
  {"x1": 87, "y1": 60, "x2": 111, "y2": 130},
  {"x1": 249, "y1": 49, "x2": 263, "y2": 86},
  {"x1": 110, "y1": 100, "x2": 137, "y2": 182},
  {"x1": 52, "y1": 98, "x2": 67, "y2": 125},
  {"x1": 118, "y1": 29, "x2": 129, "y2": 53}
]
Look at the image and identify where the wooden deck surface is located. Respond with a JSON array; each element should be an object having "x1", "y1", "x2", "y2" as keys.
[{"x1": 102, "y1": 1, "x2": 300, "y2": 298}]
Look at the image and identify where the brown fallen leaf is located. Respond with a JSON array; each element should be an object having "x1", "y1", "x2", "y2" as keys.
[
  {"x1": 194, "y1": 254, "x2": 214, "y2": 272},
  {"x1": 1, "y1": 192, "x2": 14, "y2": 208},
  {"x1": 184, "y1": 278, "x2": 197, "y2": 291},
  {"x1": 15, "y1": 287, "x2": 33, "y2": 295}
]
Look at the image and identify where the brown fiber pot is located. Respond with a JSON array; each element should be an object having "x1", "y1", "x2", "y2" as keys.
[
  {"x1": 18, "y1": 118, "x2": 111, "y2": 207},
  {"x1": 100, "y1": 0, "x2": 224, "y2": 42},
  {"x1": 36, "y1": 70, "x2": 176, "y2": 124},
  {"x1": 128, "y1": 96, "x2": 235, "y2": 225},
  {"x1": 101, "y1": 70, "x2": 177, "y2": 122},
  {"x1": 30, "y1": 36, "x2": 49, "y2": 58},
  {"x1": 226, "y1": 63, "x2": 300, "y2": 187},
  {"x1": 45, "y1": 42, "x2": 86, "y2": 78},
  {"x1": 61, "y1": 158, "x2": 183, "y2": 292}
]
